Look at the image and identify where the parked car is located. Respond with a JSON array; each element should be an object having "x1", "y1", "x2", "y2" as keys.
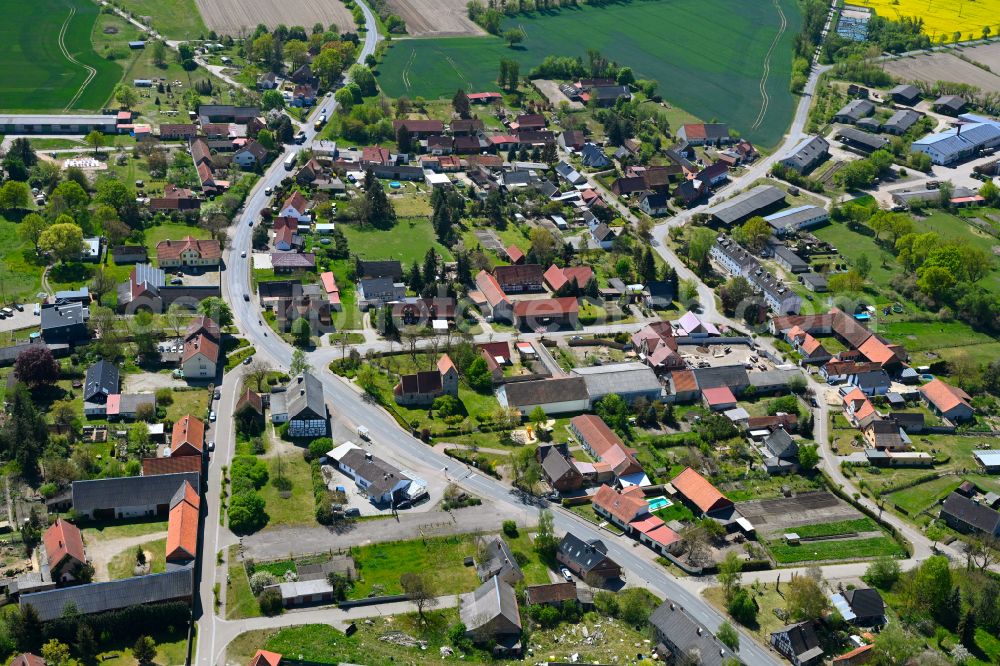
[
  {"x1": 209, "y1": 411, "x2": 217, "y2": 422},
  {"x1": 264, "y1": 187, "x2": 273, "y2": 196},
  {"x1": 243, "y1": 356, "x2": 253, "y2": 365},
  {"x1": 560, "y1": 567, "x2": 573, "y2": 581},
  {"x1": 214, "y1": 390, "x2": 221, "y2": 400},
  {"x1": 240, "y1": 251, "x2": 246, "y2": 258},
  {"x1": 243, "y1": 294, "x2": 250, "y2": 302}
]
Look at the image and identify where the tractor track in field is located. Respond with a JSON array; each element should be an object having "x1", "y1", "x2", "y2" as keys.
[
  {"x1": 59, "y1": 6, "x2": 98, "y2": 111},
  {"x1": 751, "y1": 0, "x2": 787, "y2": 131}
]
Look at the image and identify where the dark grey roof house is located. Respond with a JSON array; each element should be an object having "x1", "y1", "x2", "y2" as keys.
[
  {"x1": 556, "y1": 533, "x2": 621, "y2": 583},
  {"x1": 357, "y1": 260, "x2": 404, "y2": 280},
  {"x1": 889, "y1": 84, "x2": 920, "y2": 105},
  {"x1": 692, "y1": 365, "x2": 750, "y2": 392},
  {"x1": 476, "y1": 536, "x2": 524, "y2": 586},
  {"x1": 834, "y1": 99, "x2": 875, "y2": 124},
  {"x1": 72, "y1": 472, "x2": 200, "y2": 520},
  {"x1": 843, "y1": 588, "x2": 886, "y2": 625},
  {"x1": 20, "y1": 568, "x2": 193, "y2": 621},
  {"x1": 836, "y1": 127, "x2": 890, "y2": 153},
  {"x1": 285, "y1": 372, "x2": 328, "y2": 438},
  {"x1": 40, "y1": 301, "x2": 90, "y2": 344},
  {"x1": 883, "y1": 109, "x2": 922, "y2": 135},
  {"x1": 941, "y1": 492, "x2": 1000, "y2": 536},
  {"x1": 650, "y1": 600, "x2": 741, "y2": 666},
  {"x1": 770, "y1": 621, "x2": 823, "y2": 665},
  {"x1": 84, "y1": 360, "x2": 119, "y2": 404},
  {"x1": 765, "y1": 427, "x2": 798, "y2": 460},
  {"x1": 459, "y1": 577, "x2": 522, "y2": 648}
]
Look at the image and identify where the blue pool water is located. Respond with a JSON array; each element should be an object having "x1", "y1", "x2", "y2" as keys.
[{"x1": 647, "y1": 496, "x2": 672, "y2": 511}]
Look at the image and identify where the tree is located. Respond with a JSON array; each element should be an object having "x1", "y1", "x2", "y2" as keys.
[
  {"x1": 132, "y1": 636, "x2": 156, "y2": 665},
  {"x1": 616, "y1": 66, "x2": 635, "y2": 86},
  {"x1": 334, "y1": 86, "x2": 355, "y2": 113},
  {"x1": 85, "y1": 130, "x2": 105, "y2": 156},
  {"x1": 786, "y1": 570, "x2": 828, "y2": 621},
  {"x1": 74, "y1": 623, "x2": 98, "y2": 663},
  {"x1": 89, "y1": 267, "x2": 116, "y2": 305},
  {"x1": 260, "y1": 89, "x2": 284, "y2": 111},
  {"x1": 913, "y1": 555, "x2": 951, "y2": 617},
  {"x1": 503, "y1": 28, "x2": 524, "y2": 47},
  {"x1": 14, "y1": 346, "x2": 60, "y2": 388},
  {"x1": 452, "y1": 89, "x2": 470, "y2": 119},
  {"x1": 198, "y1": 297, "x2": 232, "y2": 327},
  {"x1": 595, "y1": 393, "x2": 631, "y2": 439},
  {"x1": 400, "y1": 572, "x2": 437, "y2": 619},
  {"x1": 326, "y1": 571, "x2": 352, "y2": 601},
  {"x1": 727, "y1": 588, "x2": 757, "y2": 625},
  {"x1": 916, "y1": 265, "x2": 955, "y2": 301},
  {"x1": 151, "y1": 39, "x2": 167, "y2": 66},
  {"x1": 464, "y1": 355, "x2": 493, "y2": 393},
  {"x1": 717, "y1": 620, "x2": 739, "y2": 652},
  {"x1": 510, "y1": 445, "x2": 541, "y2": 492},
  {"x1": 39, "y1": 222, "x2": 84, "y2": 264},
  {"x1": 534, "y1": 509, "x2": 558, "y2": 559},
  {"x1": 113, "y1": 84, "x2": 139, "y2": 109},
  {"x1": 228, "y1": 491, "x2": 267, "y2": 533},
  {"x1": 395, "y1": 123, "x2": 413, "y2": 153},
  {"x1": 348, "y1": 64, "x2": 377, "y2": 96},
  {"x1": 737, "y1": 216, "x2": 771, "y2": 252},
  {"x1": 19, "y1": 213, "x2": 48, "y2": 253},
  {"x1": 717, "y1": 551, "x2": 743, "y2": 603},
  {"x1": 313, "y1": 41, "x2": 356, "y2": 88},
  {"x1": 719, "y1": 276, "x2": 755, "y2": 317},
  {"x1": 290, "y1": 348, "x2": 311, "y2": 376},
  {"x1": 797, "y1": 443, "x2": 819, "y2": 470},
  {"x1": 0, "y1": 180, "x2": 32, "y2": 211},
  {"x1": 42, "y1": 639, "x2": 72, "y2": 666},
  {"x1": 284, "y1": 39, "x2": 310, "y2": 68},
  {"x1": 8, "y1": 137, "x2": 38, "y2": 167},
  {"x1": 871, "y1": 623, "x2": 918, "y2": 666},
  {"x1": 686, "y1": 227, "x2": 717, "y2": 272}
]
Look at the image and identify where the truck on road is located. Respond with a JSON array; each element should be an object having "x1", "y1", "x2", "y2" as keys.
[{"x1": 357, "y1": 426, "x2": 371, "y2": 441}]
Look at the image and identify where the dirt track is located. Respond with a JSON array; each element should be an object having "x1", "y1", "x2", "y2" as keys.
[
  {"x1": 388, "y1": 0, "x2": 483, "y2": 36},
  {"x1": 883, "y1": 48, "x2": 1000, "y2": 93},
  {"x1": 194, "y1": 0, "x2": 354, "y2": 36}
]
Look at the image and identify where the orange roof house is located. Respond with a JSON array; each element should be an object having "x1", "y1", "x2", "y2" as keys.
[
  {"x1": 171, "y1": 414, "x2": 205, "y2": 457},
  {"x1": 702, "y1": 386, "x2": 737, "y2": 410},
  {"x1": 142, "y1": 456, "x2": 202, "y2": 477},
  {"x1": 186, "y1": 315, "x2": 220, "y2": 343},
  {"x1": 166, "y1": 481, "x2": 200, "y2": 562},
  {"x1": 858, "y1": 336, "x2": 903, "y2": 368},
  {"x1": 43, "y1": 518, "x2": 86, "y2": 582},
  {"x1": 671, "y1": 467, "x2": 732, "y2": 515},
  {"x1": 249, "y1": 650, "x2": 282, "y2": 666},
  {"x1": 919, "y1": 378, "x2": 974, "y2": 422},
  {"x1": 156, "y1": 237, "x2": 222, "y2": 266},
  {"x1": 506, "y1": 245, "x2": 525, "y2": 264},
  {"x1": 592, "y1": 484, "x2": 649, "y2": 526}
]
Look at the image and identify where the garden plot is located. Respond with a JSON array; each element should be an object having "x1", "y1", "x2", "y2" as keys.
[{"x1": 736, "y1": 491, "x2": 865, "y2": 539}]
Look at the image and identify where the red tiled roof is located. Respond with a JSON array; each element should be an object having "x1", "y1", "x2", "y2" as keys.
[
  {"x1": 186, "y1": 315, "x2": 220, "y2": 342},
  {"x1": 681, "y1": 123, "x2": 708, "y2": 139},
  {"x1": 249, "y1": 650, "x2": 283, "y2": 666},
  {"x1": 392, "y1": 119, "x2": 444, "y2": 133},
  {"x1": 858, "y1": 336, "x2": 897, "y2": 365},
  {"x1": 512, "y1": 297, "x2": 579, "y2": 317},
  {"x1": 506, "y1": 245, "x2": 525, "y2": 263},
  {"x1": 437, "y1": 354, "x2": 456, "y2": 376},
  {"x1": 570, "y1": 415, "x2": 624, "y2": 459},
  {"x1": 671, "y1": 467, "x2": 731, "y2": 514},
  {"x1": 702, "y1": 386, "x2": 736, "y2": 406},
  {"x1": 43, "y1": 518, "x2": 86, "y2": 570},
  {"x1": 182, "y1": 334, "x2": 219, "y2": 365},
  {"x1": 592, "y1": 484, "x2": 648, "y2": 524},
  {"x1": 920, "y1": 378, "x2": 971, "y2": 414},
  {"x1": 156, "y1": 236, "x2": 221, "y2": 261},
  {"x1": 475, "y1": 270, "x2": 509, "y2": 308},
  {"x1": 801, "y1": 334, "x2": 826, "y2": 356},
  {"x1": 832, "y1": 644, "x2": 873, "y2": 664},
  {"x1": 671, "y1": 370, "x2": 698, "y2": 393},
  {"x1": 143, "y1": 456, "x2": 202, "y2": 477},
  {"x1": 282, "y1": 191, "x2": 308, "y2": 214},
  {"x1": 171, "y1": 414, "x2": 204, "y2": 455},
  {"x1": 166, "y1": 483, "x2": 199, "y2": 562}
]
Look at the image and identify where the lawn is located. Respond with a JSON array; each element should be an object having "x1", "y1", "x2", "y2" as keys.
[
  {"x1": 81, "y1": 518, "x2": 169, "y2": 544},
  {"x1": 257, "y1": 451, "x2": 316, "y2": 528},
  {"x1": 339, "y1": 218, "x2": 454, "y2": 265},
  {"x1": 765, "y1": 535, "x2": 905, "y2": 564},
  {"x1": 116, "y1": 0, "x2": 208, "y2": 39},
  {"x1": 912, "y1": 211, "x2": 1000, "y2": 295},
  {"x1": 226, "y1": 545, "x2": 262, "y2": 620},
  {"x1": 877, "y1": 320, "x2": 995, "y2": 353},
  {"x1": 349, "y1": 534, "x2": 481, "y2": 599},
  {"x1": 789, "y1": 517, "x2": 879, "y2": 538},
  {"x1": 0, "y1": 0, "x2": 122, "y2": 111},
  {"x1": 376, "y1": 0, "x2": 801, "y2": 147},
  {"x1": 0, "y1": 215, "x2": 46, "y2": 303},
  {"x1": 144, "y1": 222, "x2": 211, "y2": 257},
  {"x1": 108, "y1": 537, "x2": 166, "y2": 579},
  {"x1": 163, "y1": 388, "x2": 210, "y2": 424},
  {"x1": 96, "y1": 626, "x2": 191, "y2": 666},
  {"x1": 886, "y1": 476, "x2": 963, "y2": 516},
  {"x1": 812, "y1": 221, "x2": 898, "y2": 296}
]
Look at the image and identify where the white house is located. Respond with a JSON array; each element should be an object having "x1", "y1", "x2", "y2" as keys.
[
  {"x1": 277, "y1": 191, "x2": 311, "y2": 223},
  {"x1": 327, "y1": 442, "x2": 413, "y2": 505}
]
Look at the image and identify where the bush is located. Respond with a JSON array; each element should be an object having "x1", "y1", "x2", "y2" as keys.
[
  {"x1": 249, "y1": 571, "x2": 277, "y2": 595},
  {"x1": 306, "y1": 437, "x2": 333, "y2": 461},
  {"x1": 228, "y1": 491, "x2": 267, "y2": 534},
  {"x1": 502, "y1": 520, "x2": 518, "y2": 538},
  {"x1": 271, "y1": 476, "x2": 292, "y2": 492},
  {"x1": 257, "y1": 589, "x2": 283, "y2": 616},
  {"x1": 728, "y1": 588, "x2": 758, "y2": 626},
  {"x1": 154, "y1": 388, "x2": 173, "y2": 405}
]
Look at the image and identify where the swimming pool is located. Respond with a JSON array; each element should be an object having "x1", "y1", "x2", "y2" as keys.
[
  {"x1": 647, "y1": 496, "x2": 672, "y2": 511},
  {"x1": 389, "y1": 181, "x2": 402, "y2": 189}
]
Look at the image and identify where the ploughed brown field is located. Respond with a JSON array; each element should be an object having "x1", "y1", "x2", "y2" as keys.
[
  {"x1": 194, "y1": 0, "x2": 354, "y2": 36},
  {"x1": 388, "y1": 0, "x2": 483, "y2": 36},
  {"x1": 883, "y1": 42, "x2": 1000, "y2": 94}
]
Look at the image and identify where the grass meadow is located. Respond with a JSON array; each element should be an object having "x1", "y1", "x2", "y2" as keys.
[
  {"x1": 376, "y1": 0, "x2": 801, "y2": 146},
  {"x1": 116, "y1": 0, "x2": 208, "y2": 40},
  {"x1": 0, "y1": 0, "x2": 122, "y2": 111}
]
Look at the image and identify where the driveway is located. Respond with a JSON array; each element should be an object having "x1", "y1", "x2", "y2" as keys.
[
  {"x1": 123, "y1": 372, "x2": 187, "y2": 392},
  {"x1": 0, "y1": 309, "x2": 40, "y2": 335},
  {"x1": 86, "y1": 531, "x2": 168, "y2": 582},
  {"x1": 240, "y1": 503, "x2": 536, "y2": 559}
]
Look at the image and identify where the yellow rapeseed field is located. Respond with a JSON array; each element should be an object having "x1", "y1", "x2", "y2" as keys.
[{"x1": 858, "y1": 0, "x2": 1000, "y2": 42}]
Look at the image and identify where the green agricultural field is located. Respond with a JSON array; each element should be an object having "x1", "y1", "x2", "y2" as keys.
[
  {"x1": 0, "y1": 0, "x2": 122, "y2": 111},
  {"x1": 887, "y1": 476, "x2": 962, "y2": 516},
  {"x1": 766, "y1": 535, "x2": 904, "y2": 564},
  {"x1": 117, "y1": 0, "x2": 208, "y2": 40},
  {"x1": 376, "y1": 0, "x2": 800, "y2": 146}
]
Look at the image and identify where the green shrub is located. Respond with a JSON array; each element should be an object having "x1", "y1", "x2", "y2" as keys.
[
  {"x1": 502, "y1": 520, "x2": 518, "y2": 538},
  {"x1": 257, "y1": 589, "x2": 283, "y2": 616}
]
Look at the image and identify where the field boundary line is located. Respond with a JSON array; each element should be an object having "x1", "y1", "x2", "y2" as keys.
[
  {"x1": 401, "y1": 48, "x2": 415, "y2": 91},
  {"x1": 60, "y1": 6, "x2": 98, "y2": 111},
  {"x1": 752, "y1": 0, "x2": 787, "y2": 131}
]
